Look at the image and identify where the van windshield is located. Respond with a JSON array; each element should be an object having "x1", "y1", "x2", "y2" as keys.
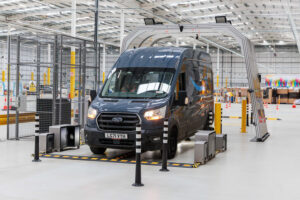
[{"x1": 100, "y1": 67, "x2": 175, "y2": 99}]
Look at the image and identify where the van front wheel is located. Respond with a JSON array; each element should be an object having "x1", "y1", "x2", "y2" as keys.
[
  {"x1": 167, "y1": 132, "x2": 178, "y2": 159},
  {"x1": 90, "y1": 146, "x2": 106, "y2": 154}
]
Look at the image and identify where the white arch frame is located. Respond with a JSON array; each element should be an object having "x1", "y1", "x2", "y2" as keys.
[{"x1": 121, "y1": 24, "x2": 269, "y2": 142}]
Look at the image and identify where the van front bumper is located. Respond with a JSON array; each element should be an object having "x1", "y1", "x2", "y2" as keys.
[{"x1": 84, "y1": 126, "x2": 163, "y2": 151}]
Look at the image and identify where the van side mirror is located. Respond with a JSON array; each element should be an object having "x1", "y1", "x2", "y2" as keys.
[{"x1": 178, "y1": 91, "x2": 187, "y2": 106}]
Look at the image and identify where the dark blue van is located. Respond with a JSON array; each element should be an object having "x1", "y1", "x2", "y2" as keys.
[{"x1": 84, "y1": 47, "x2": 214, "y2": 158}]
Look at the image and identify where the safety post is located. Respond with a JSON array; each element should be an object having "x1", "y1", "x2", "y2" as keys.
[
  {"x1": 102, "y1": 72, "x2": 105, "y2": 84},
  {"x1": 32, "y1": 113, "x2": 41, "y2": 162},
  {"x1": 160, "y1": 119, "x2": 169, "y2": 172},
  {"x1": 70, "y1": 50, "x2": 76, "y2": 99},
  {"x1": 2, "y1": 70, "x2": 4, "y2": 82},
  {"x1": 214, "y1": 103, "x2": 222, "y2": 134},
  {"x1": 246, "y1": 97, "x2": 249, "y2": 127},
  {"x1": 241, "y1": 99, "x2": 247, "y2": 133},
  {"x1": 132, "y1": 122, "x2": 144, "y2": 187}
]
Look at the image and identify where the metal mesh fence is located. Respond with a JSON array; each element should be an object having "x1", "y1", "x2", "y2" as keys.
[{"x1": 1, "y1": 34, "x2": 107, "y2": 140}]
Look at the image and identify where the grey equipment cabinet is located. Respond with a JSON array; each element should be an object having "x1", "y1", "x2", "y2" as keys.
[
  {"x1": 216, "y1": 134, "x2": 227, "y2": 152},
  {"x1": 195, "y1": 130, "x2": 216, "y2": 159},
  {"x1": 39, "y1": 133, "x2": 55, "y2": 153},
  {"x1": 50, "y1": 124, "x2": 80, "y2": 152},
  {"x1": 194, "y1": 140, "x2": 208, "y2": 164}
]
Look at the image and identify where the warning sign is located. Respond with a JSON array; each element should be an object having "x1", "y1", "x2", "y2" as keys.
[{"x1": 29, "y1": 81, "x2": 36, "y2": 92}]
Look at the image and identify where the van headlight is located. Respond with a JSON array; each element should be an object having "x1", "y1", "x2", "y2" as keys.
[
  {"x1": 87, "y1": 107, "x2": 98, "y2": 119},
  {"x1": 144, "y1": 106, "x2": 166, "y2": 120}
]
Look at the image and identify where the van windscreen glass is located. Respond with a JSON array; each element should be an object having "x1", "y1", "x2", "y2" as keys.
[{"x1": 100, "y1": 68, "x2": 175, "y2": 99}]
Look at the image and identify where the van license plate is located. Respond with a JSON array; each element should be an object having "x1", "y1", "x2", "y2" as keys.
[{"x1": 105, "y1": 133, "x2": 128, "y2": 139}]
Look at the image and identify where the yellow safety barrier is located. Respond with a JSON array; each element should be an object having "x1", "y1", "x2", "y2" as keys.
[
  {"x1": 2, "y1": 70, "x2": 5, "y2": 82},
  {"x1": 102, "y1": 71, "x2": 105, "y2": 83},
  {"x1": 47, "y1": 68, "x2": 51, "y2": 85},
  {"x1": 43, "y1": 73, "x2": 46, "y2": 85},
  {"x1": 214, "y1": 103, "x2": 222, "y2": 134},
  {"x1": 70, "y1": 51, "x2": 76, "y2": 99},
  {"x1": 241, "y1": 99, "x2": 247, "y2": 133}
]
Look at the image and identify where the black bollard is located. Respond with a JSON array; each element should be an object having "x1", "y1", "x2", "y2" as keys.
[
  {"x1": 32, "y1": 113, "x2": 41, "y2": 162},
  {"x1": 160, "y1": 119, "x2": 169, "y2": 172},
  {"x1": 132, "y1": 123, "x2": 144, "y2": 187}
]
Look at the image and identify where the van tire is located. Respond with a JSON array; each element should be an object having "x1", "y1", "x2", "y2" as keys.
[
  {"x1": 90, "y1": 146, "x2": 106, "y2": 154},
  {"x1": 167, "y1": 127, "x2": 178, "y2": 159}
]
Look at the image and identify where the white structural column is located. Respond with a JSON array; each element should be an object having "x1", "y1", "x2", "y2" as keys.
[
  {"x1": 71, "y1": 0, "x2": 76, "y2": 39},
  {"x1": 120, "y1": 9, "x2": 124, "y2": 52},
  {"x1": 176, "y1": 38, "x2": 179, "y2": 47},
  {"x1": 206, "y1": 43, "x2": 209, "y2": 53},
  {"x1": 193, "y1": 43, "x2": 196, "y2": 50},
  {"x1": 217, "y1": 47, "x2": 220, "y2": 88}
]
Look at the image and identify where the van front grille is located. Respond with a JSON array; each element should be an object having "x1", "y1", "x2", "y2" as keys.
[{"x1": 97, "y1": 112, "x2": 139, "y2": 131}]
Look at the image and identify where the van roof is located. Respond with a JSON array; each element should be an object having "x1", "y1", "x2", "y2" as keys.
[{"x1": 114, "y1": 47, "x2": 210, "y2": 69}]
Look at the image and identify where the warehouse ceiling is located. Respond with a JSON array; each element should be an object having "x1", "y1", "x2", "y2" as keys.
[{"x1": 0, "y1": 0, "x2": 299, "y2": 52}]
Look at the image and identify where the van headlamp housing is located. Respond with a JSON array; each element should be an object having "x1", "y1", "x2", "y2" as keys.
[
  {"x1": 87, "y1": 107, "x2": 98, "y2": 119},
  {"x1": 144, "y1": 106, "x2": 166, "y2": 120}
]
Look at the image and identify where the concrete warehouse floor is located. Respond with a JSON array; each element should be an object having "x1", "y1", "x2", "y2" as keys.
[{"x1": 0, "y1": 103, "x2": 300, "y2": 200}]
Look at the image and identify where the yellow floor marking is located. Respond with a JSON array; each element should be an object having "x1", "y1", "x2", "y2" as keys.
[
  {"x1": 230, "y1": 116, "x2": 240, "y2": 119},
  {"x1": 172, "y1": 163, "x2": 180, "y2": 166},
  {"x1": 91, "y1": 158, "x2": 99, "y2": 160},
  {"x1": 267, "y1": 118, "x2": 278, "y2": 120},
  {"x1": 63, "y1": 156, "x2": 70, "y2": 158},
  {"x1": 72, "y1": 156, "x2": 79, "y2": 159},
  {"x1": 81, "y1": 157, "x2": 89, "y2": 160},
  {"x1": 53, "y1": 155, "x2": 60, "y2": 158},
  {"x1": 110, "y1": 159, "x2": 118, "y2": 162},
  {"x1": 141, "y1": 161, "x2": 148, "y2": 164},
  {"x1": 183, "y1": 164, "x2": 191, "y2": 167},
  {"x1": 100, "y1": 158, "x2": 108, "y2": 161},
  {"x1": 151, "y1": 162, "x2": 159, "y2": 165},
  {"x1": 130, "y1": 160, "x2": 136, "y2": 163},
  {"x1": 45, "y1": 154, "x2": 51, "y2": 157},
  {"x1": 120, "y1": 160, "x2": 128, "y2": 162}
]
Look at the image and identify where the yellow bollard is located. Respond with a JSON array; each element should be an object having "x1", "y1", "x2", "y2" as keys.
[
  {"x1": 214, "y1": 103, "x2": 222, "y2": 134},
  {"x1": 70, "y1": 51, "x2": 76, "y2": 99},
  {"x1": 43, "y1": 73, "x2": 46, "y2": 85},
  {"x1": 102, "y1": 72, "x2": 105, "y2": 84},
  {"x1": 241, "y1": 99, "x2": 247, "y2": 133},
  {"x1": 2, "y1": 70, "x2": 5, "y2": 82},
  {"x1": 47, "y1": 68, "x2": 51, "y2": 85}
]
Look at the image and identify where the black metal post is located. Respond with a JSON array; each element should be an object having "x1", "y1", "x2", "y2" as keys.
[
  {"x1": 160, "y1": 119, "x2": 169, "y2": 172},
  {"x1": 221, "y1": 50, "x2": 224, "y2": 88},
  {"x1": 230, "y1": 52, "x2": 233, "y2": 88},
  {"x1": 133, "y1": 122, "x2": 144, "y2": 187},
  {"x1": 246, "y1": 97, "x2": 249, "y2": 127},
  {"x1": 32, "y1": 113, "x2": 41, "y2": 162},
  {"x1": 78, "y1": 44, "x2": 82, "y2": 127},
  {"x1": 94, "y1": 0, "x2": 99, "y2": 91},
  {"x1": 15, "y1": 36, "x2": 20, "y2": 140},
  {"x1": 52, "y1": 36, "x2": 58, "y2": 125},
  {"x1": 6, "y1": 35, "x2": 11, "y2": 140},
  {"x1": 81, "y1": 41, "x2": 86, "y2": 127}
]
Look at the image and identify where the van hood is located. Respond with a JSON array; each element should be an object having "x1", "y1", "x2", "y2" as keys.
[{"x1": 91, "y1": 97, "x2": 169, "y2": 114}]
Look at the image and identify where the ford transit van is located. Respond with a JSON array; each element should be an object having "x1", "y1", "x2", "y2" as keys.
[{"x1": 85, "y1": 47, "x2": 214, "y2": 158}]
